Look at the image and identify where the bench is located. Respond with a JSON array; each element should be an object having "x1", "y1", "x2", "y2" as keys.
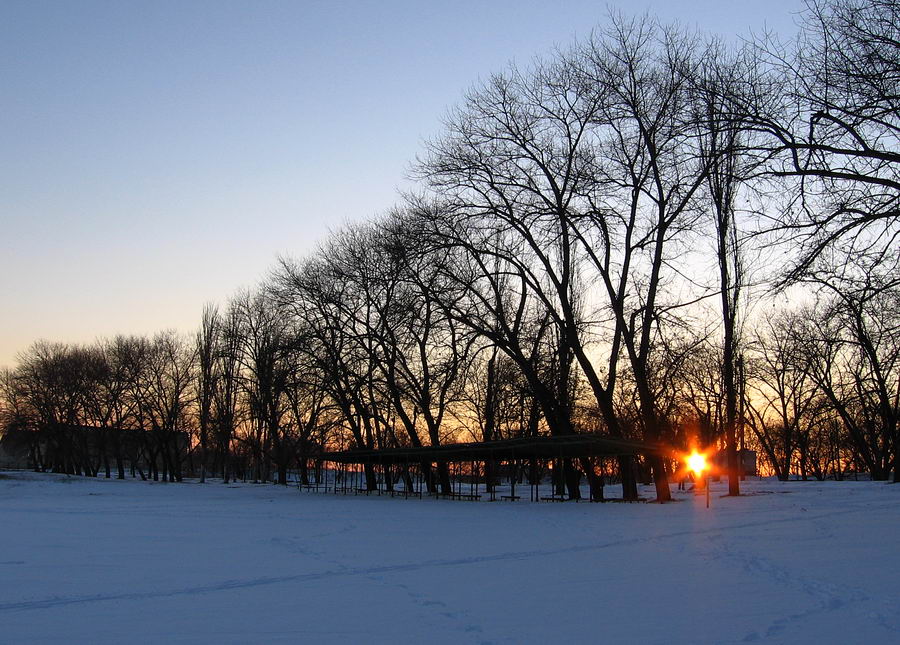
[
  {"x1": 450, "y1": 492, "x2": 482, "y2": 501},
  {"x1": 540, "y1": 495, "x2": 567, "y2": 502},
  {"x1": 390, "y1": 489, "x2": 423, "y2": 499},
  {"x1": 500, "y1": 495, "x2": 521, "y2": 501}
]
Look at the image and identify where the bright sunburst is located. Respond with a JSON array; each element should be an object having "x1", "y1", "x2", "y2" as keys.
[{"x1": 687, "y1": 451, "x2": 708, "y2": 476}]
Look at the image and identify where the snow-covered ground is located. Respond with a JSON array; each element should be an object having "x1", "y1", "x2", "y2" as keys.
[{"x1": 0, "y1": 472, "x2": 897, "y2": 644}]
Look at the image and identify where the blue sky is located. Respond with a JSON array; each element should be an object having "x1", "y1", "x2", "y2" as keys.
[{"x1": 0, "y1": 0, "x2": 806, "y2": 366}]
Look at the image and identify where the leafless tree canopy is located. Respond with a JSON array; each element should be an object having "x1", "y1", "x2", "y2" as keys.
[{"x1": 2, "y1": 0, "x2": 898, "y2": 487}]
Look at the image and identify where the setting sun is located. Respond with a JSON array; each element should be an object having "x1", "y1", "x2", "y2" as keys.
[{"x1": 687, "y1": 452, "x2": 708, "y2": 476}]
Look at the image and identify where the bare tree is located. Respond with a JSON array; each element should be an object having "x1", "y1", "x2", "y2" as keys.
[
  {"x1": 231, "y1": 290, "x2": 295, "y2": 485},
  {"x1": 688, "y1": 40, "x2": 762, "y2": 495},
  {"x1": 749, "y1": 0, "x2": 900, "y2": 281},
  {"x1": 213, "y1": 303, "x2": 242, "y2": 483},
  {"x1": 797, "y1": 277, "x2": 900, "y2": 480},
  {"x1": 274, "y1": 255, "x2": 382, "y2": 490},
  {"x1": 195, "y1": 304, "x2": 219, "y2": 483},
  {"x1": 745, "y1": 310, "x2": 820, "y2": 480},
  {"x1": 139, "y1": 332, "x2": 194, "y2": 482},
  {"x1": 82, "y1": 338, "x2": 138, "y2": 479},
  {"x1": 566, "y1": 18, "x2": 719, "y2": 499}
]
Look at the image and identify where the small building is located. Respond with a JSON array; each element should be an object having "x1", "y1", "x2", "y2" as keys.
[
  {"x1": 713, "y1": 449, "x2": 757, "y2": 476},
  {"x1": 0, "y1": 441, "x2": 31, "y2": 470}
]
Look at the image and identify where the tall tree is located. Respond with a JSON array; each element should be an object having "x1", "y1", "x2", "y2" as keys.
[
  {"x1": 195, "y1": 304, "x2": 219, "y2": 483},
  {"x1": 752, "y1": 0, "x2": 900, "y2": 281}
]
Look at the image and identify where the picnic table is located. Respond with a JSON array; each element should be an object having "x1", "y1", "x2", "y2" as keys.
[
  {"x1": 390, "y1": 488, "x2": 423, "y2": 498},
  {"x1": 449, "y1": 492, "x2": 481, "y2": 501}
]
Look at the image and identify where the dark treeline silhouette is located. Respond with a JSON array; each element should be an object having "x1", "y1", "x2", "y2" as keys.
[{"x1": 2, "y1": 0, "x2": 898, "y2": 492}]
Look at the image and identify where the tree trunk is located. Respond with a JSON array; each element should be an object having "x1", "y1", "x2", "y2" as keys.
[
  {"x1": 618, "y1": 456, "x2": 638, "y2": 501},
  {"x1": 364, "y1": 463, "x2": 378, "y2": 491},
  {"x1": 436, "y1": 461, "x2": 452, "y2": 495}
]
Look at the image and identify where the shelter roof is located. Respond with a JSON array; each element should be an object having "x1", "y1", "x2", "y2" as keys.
[{"x1": 318, "y1": 434, "x2": 665, "y2": 465}]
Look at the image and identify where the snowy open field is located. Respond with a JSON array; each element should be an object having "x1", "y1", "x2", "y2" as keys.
[{"x1": 0, "y1": 472, "x2": 897, "y2": 644}]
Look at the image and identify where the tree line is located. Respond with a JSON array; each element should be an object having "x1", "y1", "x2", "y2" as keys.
[{"x1": 1, "y1": 0, "x2": 898, "y2": 496}]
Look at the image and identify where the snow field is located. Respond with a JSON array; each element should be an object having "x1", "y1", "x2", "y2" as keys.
[{"x1": 0, "y1": 472, "x2": 897, "y2": 644}]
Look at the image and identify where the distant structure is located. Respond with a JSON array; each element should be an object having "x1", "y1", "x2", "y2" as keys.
[
  {"x1": 0, "y1": 425, "x2": 190, "y2": 479},
  {"x1": 713, "y1": 449, "x2": 757, "y2": 476},
  {"x1": 0, "y1": 440, "x2": 29, "y2": 469},
  {"x1": 314, "y1": 434, "x2": 668, "y2": 502}
]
